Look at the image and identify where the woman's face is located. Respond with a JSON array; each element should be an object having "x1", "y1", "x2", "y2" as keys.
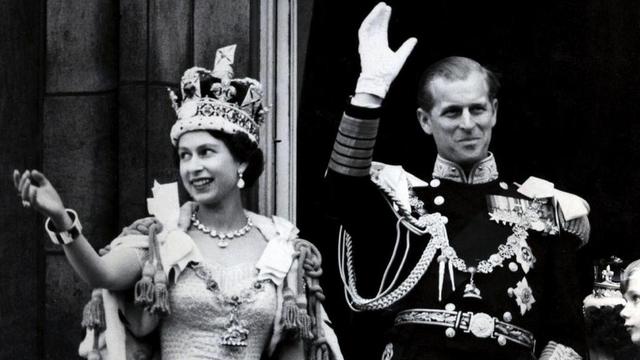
[{"x1": 177, "y1": 131, "x2": 246, "y2": 206}]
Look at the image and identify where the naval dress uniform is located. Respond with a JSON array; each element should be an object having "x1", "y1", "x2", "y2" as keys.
[{"x1": 325, "y1": 103, "x2": 588, "y2": 360}]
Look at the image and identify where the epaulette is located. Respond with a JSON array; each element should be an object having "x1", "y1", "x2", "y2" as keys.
[
  {"x1": 517, "y1": 176, "x2": 590, "y2": 220},
  {"x1": 369, "y1": 161, "x2": 434, "y2": 235},
  {"x1": 517, "y1": 176, "x2": 591, "y2": 244}
]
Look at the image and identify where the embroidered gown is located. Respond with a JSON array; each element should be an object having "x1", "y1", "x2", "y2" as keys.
[
  {"x1": 81, "y1": 211, "x2": 345, "y2": 360},
  {"x1": 161, "y1": 261, "x2": 277, "y2": 360}
]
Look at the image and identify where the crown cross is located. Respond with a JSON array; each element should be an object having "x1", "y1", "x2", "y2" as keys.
[{"x1": 601, "y1": 265, "x2": 614, "y2": 283}]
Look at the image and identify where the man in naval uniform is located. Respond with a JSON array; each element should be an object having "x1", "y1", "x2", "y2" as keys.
[{"x1": 325, "y1": 3, "x2": 591, "y2": 359}]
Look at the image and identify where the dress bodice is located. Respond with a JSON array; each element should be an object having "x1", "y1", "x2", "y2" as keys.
[{"x1": 161, "y1": 261, "x2": 277, "y2": 360}]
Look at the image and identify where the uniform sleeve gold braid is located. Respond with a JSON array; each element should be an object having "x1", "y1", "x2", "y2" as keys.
[
  {"x1": 339, "y1": 114, "x2": 380, "y2": 136},
  {"x1": 332, "y1": 141, "x2": 374, "y2": 159},
  {"x1": 335, "y1": 130, "x2": 377, "y2": 148},
  {"x1": 328, "y1": 113, "x2": 379, "y2": 176},
  {"x1": 330, "y1": 152, "x2": 372, "y2": 169},
  {"x1": 328, "y1": 162, "x2": 369, "y2": 177}
]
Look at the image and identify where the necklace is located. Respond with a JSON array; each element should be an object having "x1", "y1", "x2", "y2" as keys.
[
  {"x1": 190, "y1": 264, "x2": 269, "y2": 347},
  {"x1": 406, "y1": 188, "x2": 540, "y2": 300},
  {"x1": 191, "y1": 213, "x2": 254, "y2": 248}
]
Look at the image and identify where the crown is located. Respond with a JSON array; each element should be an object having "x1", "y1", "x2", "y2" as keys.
[
  {"x1": 583, "y1": 256, "x2": 625, "y2": 309},
  {"x1": 169, "y1": 44, "x2": 266, "y2": 145}
]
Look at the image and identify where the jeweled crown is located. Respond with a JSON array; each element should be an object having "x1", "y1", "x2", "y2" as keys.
[{"x1": 169, "y1": 45, "x2": 266, "y2": 145}]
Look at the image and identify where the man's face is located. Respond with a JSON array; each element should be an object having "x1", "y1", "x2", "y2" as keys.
[
  {"x1": 417, "y1": 71, "x2": 498, "y2": 167},
  {"x1": 621, "y1": 273, "x2": 640, "y2": 344}
]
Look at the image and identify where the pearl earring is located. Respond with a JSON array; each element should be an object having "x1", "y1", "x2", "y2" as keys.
[{"x1": 237, "y1": 171, "x2": 245, "y2": 189}]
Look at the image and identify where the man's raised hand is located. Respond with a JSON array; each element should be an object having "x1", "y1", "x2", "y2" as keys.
[{"x1": 355, "y1": 2, "x2": 417, "y2": 99}]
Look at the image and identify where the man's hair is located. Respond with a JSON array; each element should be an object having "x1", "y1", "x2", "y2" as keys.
[
  {"x1": 622, "y1": 259, "x2": 640, "y2": 294},
  {"x1": 416, "y1": 56, "x2": 501, "y2": 112}
]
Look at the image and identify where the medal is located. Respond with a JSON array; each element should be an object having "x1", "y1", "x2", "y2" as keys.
[
  {"x1": 463, "y1": 268, "x2": 482, "y2": 299},
  {"x1": 513, "y1": 277, "x2": 536, "y2": 315},
  {"x1": 220, "y1": 297, "x2": 250, "y2": 347}
]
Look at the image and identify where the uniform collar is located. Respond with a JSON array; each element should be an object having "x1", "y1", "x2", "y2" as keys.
[{"x1": 432, "y1": 153, "x2": 499, "y2": 184}]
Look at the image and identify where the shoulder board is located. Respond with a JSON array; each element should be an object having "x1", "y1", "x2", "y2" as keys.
[
  {"x1": 370, "y1": 161, "x2": 428, "y2": 216},
  {"x1": 517, "y1": 176, "x2": 590, "y2": 221},
  {"x1": 370, "y1": 162, "x2": 446, "y2": 235}
]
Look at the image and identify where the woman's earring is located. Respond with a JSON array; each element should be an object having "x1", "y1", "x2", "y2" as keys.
[{"x1": 237, "y1": 171, "x2": 245, "y2": 189}]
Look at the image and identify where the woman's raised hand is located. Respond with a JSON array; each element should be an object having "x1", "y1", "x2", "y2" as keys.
[{"x1": 13, "y1": 169, "x2": 67, "y2": 224}]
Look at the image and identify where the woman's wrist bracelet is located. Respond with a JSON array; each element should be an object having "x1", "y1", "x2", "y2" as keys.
[{"x1": 45, "y1": 209, "x2": 83, "y2": 245}]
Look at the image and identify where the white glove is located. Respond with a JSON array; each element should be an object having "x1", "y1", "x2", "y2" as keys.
[{"x1": 355, "y1": 2, "x2": 417, "y2": 99}]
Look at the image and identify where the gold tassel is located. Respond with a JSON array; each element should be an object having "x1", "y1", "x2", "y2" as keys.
[
  {"x1": 150, "y1": 269, "x2": 170, "y2": 315},
  {"x1": 313, "y1": 343, "x2": 329, "y2": 360},
  {"x1": 135, "y1": 223, "x2": 158, "y2": 307},
  {"x1": 295, "y1": 283, "x2": 313, "y2": 339},
  {"x1": 134, "y1": 260, "x2": 155, "y2": 307},
  {"x1": 87, "y1": 350, "x2": 102, "y2": 360},
  {"x1": 81, "y1": 289, "x2": 105, "y2": 330},
  {"x1": 297, "y1": 307, "x2": 313, "y2": 339},
  {"x1": 282, "y1": 288, "x2": 299, "y2": 330},
  {"x1": 87, "y1": 327, "x2": 102, "y2": 360},
  {"x1": 147, "y1": 224, "x2": 170, "y2": 315},
  {"x1": 321, "y1": 344, "x2": 330, "y2": 360}
]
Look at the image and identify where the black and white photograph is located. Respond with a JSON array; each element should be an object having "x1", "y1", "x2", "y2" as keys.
[{"x1": 2, "y1": 0, "x2": 640, "y2": 359}]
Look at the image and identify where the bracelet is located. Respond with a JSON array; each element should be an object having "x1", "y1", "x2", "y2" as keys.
[{"x1": 45, "y1": 209, "x2": 83, "y2": 245}]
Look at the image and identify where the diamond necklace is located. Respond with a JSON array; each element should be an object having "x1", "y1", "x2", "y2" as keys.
[{"x1": 191, "y1": 213, "x2": 254, "y2": 248}]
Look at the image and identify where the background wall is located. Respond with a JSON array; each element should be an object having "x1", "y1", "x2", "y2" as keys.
[
  {"x1": 297, "y1": 1, "x2": 640, "y2": 358},
  {"x1": 0, "y1": 0, "x2": 257, "y2": 358},
  {"x1": 0, "y1": 1, "x2": 44, "y2": 358}
]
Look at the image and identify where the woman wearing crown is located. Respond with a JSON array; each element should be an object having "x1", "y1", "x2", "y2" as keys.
[{"x1": 13, "y1": 45, "x2": 342, "y2": 360}]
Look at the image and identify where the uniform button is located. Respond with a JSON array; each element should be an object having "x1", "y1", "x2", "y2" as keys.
[
  {"x1": 441, "y1": 216, "x2": 448, "y2": 224},
  {"x1": 497, "y1": 335, "x2": 507, "y2": 346},
  {"x1": 434, "y1": 196, "x2": 445, "y2": 206},
  {"x1": 445, "y1": 328, "x2": 456, "y2": 338},
  {"x1": 430, "y1": 179, "x2": 441, "y2": 188},
  {"x1": 499, "y1": 182, "x2": 509, "y2": 190},
  {"x1": 508, "y1": 262, "x2": 518, "y2": 272},
  {"x1": 507, "y1": 287, "x2": 515, "y2": 297},
  {"x1": 445, "y1": 303, "x2": 456, "y2": 311},
  {"x1": 503, "y1": 312, "x2": 512, "y2": 322}
]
